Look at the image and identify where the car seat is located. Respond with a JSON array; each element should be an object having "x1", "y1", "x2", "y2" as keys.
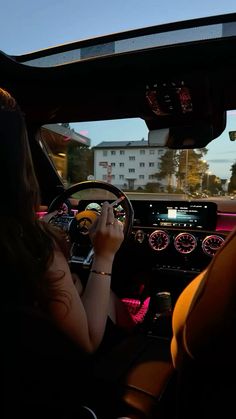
[{"x1": 171, "y1": 227, "x2": 236, "y2": 418}]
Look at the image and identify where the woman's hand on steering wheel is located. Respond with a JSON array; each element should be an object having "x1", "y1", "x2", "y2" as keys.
[{"x1": 89, "y1": 202, "x2": 124, "y2": 261}]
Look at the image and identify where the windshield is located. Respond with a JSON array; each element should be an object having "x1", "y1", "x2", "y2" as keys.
[
  {"x1": 39, "y1": 110, "x2": 236, "y2": 209},
  {"x1": 2, "y1": 2, "x2": 235, "y2": 212}
]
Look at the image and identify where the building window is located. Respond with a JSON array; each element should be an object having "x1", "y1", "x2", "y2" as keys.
[
  {"x1": 140, "y1": 150, "x2": 145, "y2": 155},
  {"x1": 140, "y1": 162, "x2": 145, "y2": 167},
  {"x1": 148, "y1": 174, "x2": 156, "y2": 180},
  {"x1": 111, "y1": 162, "x2": 116, "y2": 167},
  {"x1": 149, "y1": 149, "x2": 155, "y2": 154},
  {"x1": 119, "y1": 162, "x2": 124, "y2": 167},
  {"x1": 149, "y1": 162, "x2": 155, "y2": 167},
  {"x1": 111, "y1": 150, "x2": 116, "y2": 155},
  {"x1": 111, "y1": 174, "x2": 115, "y2": 180},
  {"x1": 139, "y1": 175, "x2": 145, "y2": 179},
  {"x1": 103, "y1": 150, "x2": 107, "y2": 156},
  {"x1": 129, "y1": 169, "x2": 135, "y2": 173},
  {"x1": 120, "y1": 150, "x2": 125, "y2": 155},
  {"x1": 129, "y1": 156, "x2": 135, "y2": 161},
  {"x1": 102, "y1": 174, "x2": 107, "y2": 180},
  {"x1": 119, "y1": 174, "x2": 124, "y2": 180}
]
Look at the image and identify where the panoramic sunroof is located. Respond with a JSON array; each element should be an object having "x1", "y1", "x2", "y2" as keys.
[{"x1": 18, "y1": 15, "x2": 236, "y2": 68}]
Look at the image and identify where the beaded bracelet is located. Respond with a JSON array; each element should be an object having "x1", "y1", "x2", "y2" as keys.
[{"x1": 90, "y1": 269, "x2": 112, "y2": 276}]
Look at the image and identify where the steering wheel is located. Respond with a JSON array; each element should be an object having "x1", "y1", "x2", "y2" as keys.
[{"x1": 47, "y1": 180, "x2": 134, "y2": 267}]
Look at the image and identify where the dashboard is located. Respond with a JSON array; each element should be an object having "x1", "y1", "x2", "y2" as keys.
[
  {"x1": 126, "y1": 200, "x2": 228, "y2": 279},
  {"x1": 115, "y1": 199, "x2": 232, "y2": 302},
  {"x1": 49, "y1": 198, "x2": 231, "y2": 267},
  {"x1": 130, "y1": 200, "x2": 223, "y2": 264},
  {"x1": 46, "y1": 198, "x2": 235, "y2": 302}
]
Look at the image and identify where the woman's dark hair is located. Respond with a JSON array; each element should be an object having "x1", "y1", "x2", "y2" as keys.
[
  {"x1": 0, "y1": 88, "x2": 41, "y2": 221},
  {"x1": 0, "y1": 87, "x2": 69, "y2": 309}
]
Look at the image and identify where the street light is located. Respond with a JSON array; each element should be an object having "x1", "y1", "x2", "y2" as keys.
[
  {"x1": 206, "y1": 171, "x2": 211, "y2": 191},
  {"x1": 226, "y1": 179, "x2": 230, "y2": 194},
  {"x1": 200, "y1": 159, "x2": 207, "y2": 193},
  {"x1": 185, "y1": 149, "x2": 189, "y2": 195}
]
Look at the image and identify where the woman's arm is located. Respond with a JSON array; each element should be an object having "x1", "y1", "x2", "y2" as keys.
[{"x1": 47, "y1": 202, "x2": 124, "y2": 353}]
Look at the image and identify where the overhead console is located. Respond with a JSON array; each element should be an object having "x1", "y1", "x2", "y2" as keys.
[
  {"x1": 145, "y1": 77, "x2": 226, "y2": 149},
  {"x1": 133, "y1": 201, "x2": 218, "y2": 231},
  {"x1": 146, "y1": 80, "x2": 196, "y2": 120}
]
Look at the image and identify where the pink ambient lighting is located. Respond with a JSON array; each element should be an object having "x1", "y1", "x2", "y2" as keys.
[
  {"x1": 36, "y1": 211, "x2": 48, "y2": 219},
  {"x1": 216, "y1": 212, "x2": 236, "y2": 231},
  {"x1": 121, "y1": 297, "x2": 150, "y2": 324}
]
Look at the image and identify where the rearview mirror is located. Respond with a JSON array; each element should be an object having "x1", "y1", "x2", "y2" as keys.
[
  {"x1": 229, "y1": 131, "x2": 236, "y2": 141},
  {"x1": 148, "y1": 119, "x2": 225, "y2": 149}
]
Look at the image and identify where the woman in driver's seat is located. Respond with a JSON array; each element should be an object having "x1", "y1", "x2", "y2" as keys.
[{"x1": 0, "y1": 87, "x2": 134, "y2": 354}]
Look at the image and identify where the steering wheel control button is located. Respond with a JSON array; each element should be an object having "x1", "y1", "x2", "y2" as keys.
[{"x1": 134, "y1": 230, "x2": 145, "y2": 243}]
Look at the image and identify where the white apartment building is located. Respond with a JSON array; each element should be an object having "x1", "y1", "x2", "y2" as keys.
[{"x1": 93, "y1": 140, "x2": 167, "y2": 190}]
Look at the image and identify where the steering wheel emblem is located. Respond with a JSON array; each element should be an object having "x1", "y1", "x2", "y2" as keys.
[
  {"x1": 76, "y1": 210, "x2": 98, "y2": 235},
  {"x1": 77, "y1": 218, "x2": 91, "y2": 235}
]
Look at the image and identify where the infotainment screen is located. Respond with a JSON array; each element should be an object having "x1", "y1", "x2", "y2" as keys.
[
  {"x1": 149, "y1": 201, "x2": 217, "y2": 230},
  {"x1": 133, "y1": 201, "x2": 217, "y2": 230}
]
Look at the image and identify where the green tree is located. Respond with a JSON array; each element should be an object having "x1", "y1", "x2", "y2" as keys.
[
  {"x1": 67, "y1": 144, "x2": 93, "y2": 184},
  {"x1": 155, "y1": 149, "x2": 178, "y2": 189},
  {"x1": 156, "y1": 148, "x2": 208, "y2": 193},
  {"x1": 228, "y1": 162, "x2": 236, "y2": 193},
  {"x1": 176, "y1": 148, "x2": 208, "y2": 193},
  {"x1": 202, "y1": 174, "x2": 222, "y2": 195}
]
